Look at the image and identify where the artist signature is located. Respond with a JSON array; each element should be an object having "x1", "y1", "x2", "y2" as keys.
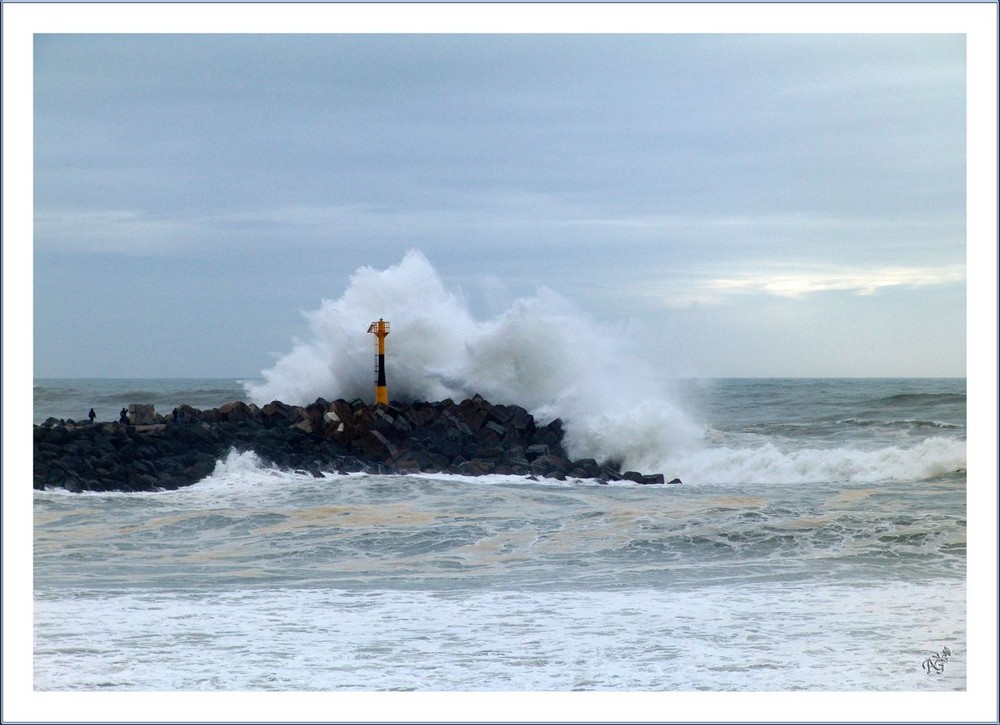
[{"x1": 922, "y1": 646, "x2": 952, "y2": 675}]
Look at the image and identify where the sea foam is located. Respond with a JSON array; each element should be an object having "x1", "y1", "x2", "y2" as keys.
[
  {"x1": 244, "y1": 251, "x2": 965, "y2": 483},
  {"x1": 245, "y1": 250, "x2": 703, "y2": 473},
  {"x1": 661, "y1": 435, "x2": 967, "y2": 485}
]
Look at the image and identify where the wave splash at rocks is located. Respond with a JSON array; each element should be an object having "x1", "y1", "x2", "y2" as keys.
[
  {"x1": 245, "y1": 249, "x2": 702, "y2": 474},
  {"x1": 33, "y1": 395, "x2": 676, "y2": 493}
]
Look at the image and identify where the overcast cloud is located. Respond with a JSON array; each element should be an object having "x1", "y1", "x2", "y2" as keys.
[{"x1": 33, "y1": 32, "x2": 966, "y2": 378}]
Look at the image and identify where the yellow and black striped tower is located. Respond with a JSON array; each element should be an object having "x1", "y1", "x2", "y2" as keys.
[{"x1": 367, "y1": 319, "x2": 390, "y2": 405}]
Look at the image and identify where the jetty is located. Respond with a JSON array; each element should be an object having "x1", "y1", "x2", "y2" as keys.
[{"x1": 33, "y1": 395, "x2": 676, "y2": 493}]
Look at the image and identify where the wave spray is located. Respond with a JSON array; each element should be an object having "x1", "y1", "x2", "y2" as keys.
[
  {"x1": 244, "y1": 250, "x2": 702, "y2": 473},
  {"x1": 244, "y1": 250, "x2": 965, "y2": 484}
]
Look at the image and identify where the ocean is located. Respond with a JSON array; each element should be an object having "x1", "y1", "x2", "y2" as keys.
[{"x1": 32, "y1": 376, "x2": 967, "y2": 694}]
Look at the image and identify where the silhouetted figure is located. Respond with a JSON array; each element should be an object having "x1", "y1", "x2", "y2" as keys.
[
  {"x1": 88, "y1": 408, "x2": 96, "y2": 425},
  {"x1": 119, "y1": 407, "x2": 129, "y2": 426}
]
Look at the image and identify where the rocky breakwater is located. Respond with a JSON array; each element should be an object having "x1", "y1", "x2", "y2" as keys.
[{"x1": 34, "y1": 395, "x2": 678, "y2": 493}]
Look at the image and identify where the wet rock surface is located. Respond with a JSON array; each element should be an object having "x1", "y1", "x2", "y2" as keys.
[{"x1": 34, "y1": 396, "x2": 675, "y2": 492}]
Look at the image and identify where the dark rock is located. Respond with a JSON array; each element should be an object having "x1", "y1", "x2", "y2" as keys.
[
  {"x1": 496, "y1": 462, "x2": 530, "y2": 476},
  {"x1": 530, "y1": 454, "x2": 569, "y2": 477},
  {"x1": 504, "y1": 456, "x2": 531, "y2": 469},
  {"x1": 393, "y1": 458, "x2": 422, "y2": 475},
  {"x1": 487, "y1": 404, "x2": 514, "y2": 424},
  {"x1": 570, "y1": 458, "x2": 601, "y2": 478},
  {"x1": 364, "y1": 430, "x2": 398, "y2": 460},
  {"x1": 524, "y1": 444, "x2": 550, "y2": 460},
  {"x1": 533, "y1": 418, "x2": 564, "y2": 448},
  {"x1": 456, "y1": 459, "x2": 494, "y2": 476},
  {"x1": 442, "y1": 411, "x2": 473, "y2": 436},
  {"x1": 507, "y1": 407, "x2": 533, "y2": 434},
  {"x1": 440, "y1": 432, "x2": 464, "y2": 459},
  {"x1": 476, "y1": 445, "x2": 504, "y2": 462},
  {"x1": 33, "y1": 395, "x2": 677, "y2": 492},
  {"x1": 456, "y1": 400, "x2": 489, "y2": 433},
  {"x1": 260, "y1": 400, "x2": 306, "y2": 425},
  {"x1": 176, "y1": 404, "x2": 202, "y2": 423},
  {"x1": 425, "y1": 452, "x2": 452, "y2": 471},
  {"x1": 599, "y1": 466, "x2": 624, "y2": 482},
  {"x1": 219, "y1": 400, "x2": 253, "y2": 423}
]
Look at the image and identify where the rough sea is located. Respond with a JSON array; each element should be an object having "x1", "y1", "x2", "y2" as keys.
[
  {"x1": 26, "y1": 252, "x2": 977, "y2": 712},
  {"x1": 32, "y1": 376, "x2": 967, "y2": 694}
]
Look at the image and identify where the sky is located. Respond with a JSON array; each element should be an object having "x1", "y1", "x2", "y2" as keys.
[{"x1": 31, "y1": 27, "x2": 969, "y2": 378}]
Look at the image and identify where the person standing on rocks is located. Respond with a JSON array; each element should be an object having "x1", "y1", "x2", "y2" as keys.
[
  {"x1": 119, "y1": 408, "x2": 129, "y2": 426},
  {"x1": 88, "y1": 408, "x2": 96, "y2": 425}
]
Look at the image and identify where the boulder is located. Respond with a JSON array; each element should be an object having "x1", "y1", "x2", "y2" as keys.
[
  {"x1": 599, "y1": 466, "x2": 624, "y2": 482},
  {"x1": 260, "y1": 400, "x2": 304, "y2": 424},
  {"x1": 33, "y1": 394, "x2": 680, "y2": 492},
  {"x1": 456, "y1": 459, "x2": 494, "y2": 476},
  {"x1": 364, "y1": 430, "x2": 398, "y2": 460},
  {"x1": 569, "y1": 458, "x2": 602, "y2": 478},
  {"x1": 533, "y1": 418, "x2": 563, "y2": 448},
  {"x1": 524, "y1": 444, "x2": 550, "y2": 460},
  {"x1": 442, "y1": 411, "x2": 473, "y2": 436},
  {"x1": 487, "y1": 404, "x2": 514, "y2": 424},
  {"x1": 219, "y1": 401, "x2": 253, "y2": 423},
  {"x1": 530, "y1": 454, "x2": 569, "y2": 477}
]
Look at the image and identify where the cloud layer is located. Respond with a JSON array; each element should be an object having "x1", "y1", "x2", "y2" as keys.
[{"x1": 31, "y1": 32, "x2": 967, "y2": 377}]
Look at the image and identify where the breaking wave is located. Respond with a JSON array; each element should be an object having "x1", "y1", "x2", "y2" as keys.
[
  {"x1": 244, "y1": 250, "x2": 703, "y2": 472},
  {"x1": 661, "y1": 436, "x2": 966, "y2": 485},
  {"x1": 244, "y1": 251, "x2": 966, "y2": 483}
]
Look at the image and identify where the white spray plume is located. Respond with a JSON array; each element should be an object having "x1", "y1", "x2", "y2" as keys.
[{"x1": 245, "y1": 249, "x2": 703, "y2": 470}]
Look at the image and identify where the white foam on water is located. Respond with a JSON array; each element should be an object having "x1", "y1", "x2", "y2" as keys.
[
  {"x1": 243, "y1": 250, "x2": 703, "y2": 475},
  {"x1": 149, "y1": 449, "x2": 358, "y2": 511},
  {"x1": 241, "y1": 252, "x2": 966, "y2": 484},
  {"x1": 33, "y1": 579, "x2": 965, "y2": 691},
  {"x1": 662, "y1": 436, "x2": 967, "y2": 485}
]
